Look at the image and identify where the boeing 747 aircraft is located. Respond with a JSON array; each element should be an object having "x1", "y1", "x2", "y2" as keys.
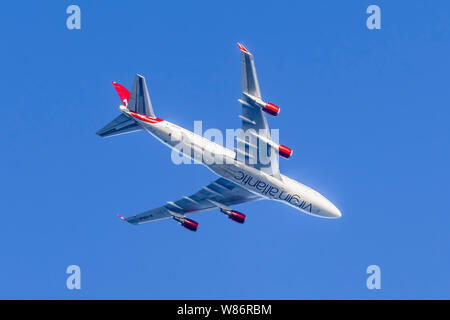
[{"x1": 97, "y1": 43, "x2": 341, "y2": 231}]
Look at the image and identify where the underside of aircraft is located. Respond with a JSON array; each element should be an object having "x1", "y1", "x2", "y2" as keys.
[{"x1": 97, "y1": 43, "x2": 341, "y2": 232}]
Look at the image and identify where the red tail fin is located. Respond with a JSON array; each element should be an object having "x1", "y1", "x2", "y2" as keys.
[{"x1": 112, "y1": 81, "x2": 131, "y2": 106}]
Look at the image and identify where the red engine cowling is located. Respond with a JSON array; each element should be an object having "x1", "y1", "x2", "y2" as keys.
[
  {"x1": 174, "y1": 216, "x2": 198, "y2": 231},
  {"x1": 262, "y1": 102, "x2": 280, "y2": 116},
  {"x1": 278, "y1": 145, "x2": 293, "y2": 159},
  {"x1": 229, "y1": 211, "x2": 246, "y2": 224},
  {"x1": 220, "y1": 209, "x2": 246, "y2": 224},
  {"x1": 182, "y1": 218, "x2": 199, "y2": 231}
]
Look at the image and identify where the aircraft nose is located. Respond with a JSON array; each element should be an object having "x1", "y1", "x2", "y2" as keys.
[
  {"x1": 328, "y1": 203, "x2": 342, "y2": 218},
  {"x1": 312, "y1": 196, "x2": 342, "y2": 218},
  {"x1": 319, "y1": 197, "x2": 342, "y2": 218}
]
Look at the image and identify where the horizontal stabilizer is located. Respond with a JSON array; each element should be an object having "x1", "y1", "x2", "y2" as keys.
[{"x1": 96, "y1": 113, "x2": 141, "y2": 138}]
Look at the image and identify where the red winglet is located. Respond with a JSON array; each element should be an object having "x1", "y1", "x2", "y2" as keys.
[
  {"x1": 117, "y1": 214, "x2": 126, "y2": 221},
  {"x1": 237, "y1": 43, "x2": 249, "y2": 54},
  {"x1": 112, "y1": 81, "x2": 131, "y2": 106}
]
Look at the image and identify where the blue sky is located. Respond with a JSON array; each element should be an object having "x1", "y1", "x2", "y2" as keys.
[{"x1": 1, "y1": 1, "x2": 449, "y2": 299}]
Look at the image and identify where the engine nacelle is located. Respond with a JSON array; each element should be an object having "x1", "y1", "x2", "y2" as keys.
[
  {"x1": 229, "y1": 211, "x2": 246, "y2": 223},
  {"x1": 221, "y1": 209, "x2": 246, "y2": 224},
  {"x1": 248, "y1": 130, "x2": 293, "y2": 160},
  {"x1": 278, "y1": 145, "x2": 293, "y2": 159},
  {"x1": 262, "y1": 102, "x2": 280, "y2": 116},
  {"x1": 242, "y1": 93, "x2": 280, "y2": 116},
  {"x1": 173, "y1": 216, "x2": 198, "y2": 231}
]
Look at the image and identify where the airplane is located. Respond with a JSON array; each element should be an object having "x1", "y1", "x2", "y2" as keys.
[{"x1": 97, "y1": 43, "x2": 341, "y2": 232}]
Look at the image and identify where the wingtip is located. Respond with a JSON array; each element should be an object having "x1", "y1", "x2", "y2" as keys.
[
  {"x1": 118, "y1": 214, "x2": 126, "y2": 221},
  {"x1": 237, "y1": 43, "x2": 250, "y2": 54}
]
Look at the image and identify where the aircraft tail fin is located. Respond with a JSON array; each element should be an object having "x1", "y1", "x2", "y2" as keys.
[
  {"x1": 128, "y1": 74, "x2": 156, "y2": 117},
  {"x1": 96, "y1": 74, "x2": 156, "y2": 138}
]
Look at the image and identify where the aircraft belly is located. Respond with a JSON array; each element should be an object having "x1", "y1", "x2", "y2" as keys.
[
  {"x1": 139, "y1": 121, "x2": 338, "y2": 218},
  {"x1": 208, "y1": 162, "x2": 316, "y2": 215}
]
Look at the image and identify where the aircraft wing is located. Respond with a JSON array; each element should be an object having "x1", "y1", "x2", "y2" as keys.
[
  {"x1": 122, "y1": 178, "x2": 261, "y2": 225},
  {"x1": 236, "y1": 43, "x2": 282, "y2": 179}
]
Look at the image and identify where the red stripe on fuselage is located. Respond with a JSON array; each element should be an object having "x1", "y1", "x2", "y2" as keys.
[{"x1": 128, "y1": 111, "x2": 163, "y2": 124}]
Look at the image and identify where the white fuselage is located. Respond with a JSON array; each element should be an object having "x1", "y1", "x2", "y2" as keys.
[{"x1": 130, "y1": 113, "x2": 341, "y2": 219}]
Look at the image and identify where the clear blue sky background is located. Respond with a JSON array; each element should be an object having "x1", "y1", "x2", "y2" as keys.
[{"x1": 0, "y1": 1, "x2": 449, "y2": 299}]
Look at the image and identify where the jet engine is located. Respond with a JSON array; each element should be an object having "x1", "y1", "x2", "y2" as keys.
[
  {"x1": 247, "y1": 129, "x2": 293, "y2": 159},
  {"x1": 261, "y1": 102, "x2": 280, "y2": 116},
  {"x1": 242, "y1": 92, "x2": 280, "y2": 116},
  {"x1": 278, "y1": 145, "x2": 293, "y2": 159},
  {"x1": 220, "y1": 209, "x2": 246, "y2": 224},
  {"x1": 173, "y1": 216, "x2": 198, "y2": 231}
]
